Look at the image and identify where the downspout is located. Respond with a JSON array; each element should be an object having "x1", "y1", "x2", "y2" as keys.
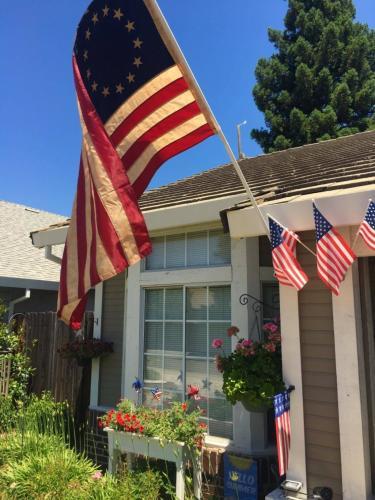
[
  {"x1": 8, "y1": 289, "x2": 31, "y2": 321},
  {"x1": 45, "y1": 245, "x2": 62, "y2": 264}
]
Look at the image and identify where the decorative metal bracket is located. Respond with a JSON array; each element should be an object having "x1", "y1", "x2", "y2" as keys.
[{"x1": 239, "y1": 293, "x2": 279, "y2": 340}]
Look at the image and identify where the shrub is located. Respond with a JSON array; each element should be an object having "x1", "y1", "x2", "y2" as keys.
[{"x1": 0, "y1": 302, "x2": 34, "y2": 403}]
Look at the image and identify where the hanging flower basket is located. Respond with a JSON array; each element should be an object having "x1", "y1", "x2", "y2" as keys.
[
  {"x1": 58, "y1": 338, "x2": 113, "y2": 366},
  {"x1": 214, "y1": 321, "x2": 285, "y2": 412}
]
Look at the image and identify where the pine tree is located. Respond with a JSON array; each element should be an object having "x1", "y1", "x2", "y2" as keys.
[{"x1": 251, "y1": 0, "x2": 375, "y2": 153}]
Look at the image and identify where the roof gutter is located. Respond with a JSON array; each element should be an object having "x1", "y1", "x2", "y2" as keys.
[
  {"x1": 45, "y1": 245, "x2": 62, "y2": 265},
  {"x1": 8, "y1": 289, "x2": 31, "y2": 321}
]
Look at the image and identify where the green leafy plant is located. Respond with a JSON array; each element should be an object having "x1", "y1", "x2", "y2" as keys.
[
  {"x1": 214, "y1": 322, "x2": 284, "y2": 410},
  {"x1": 99, "y1": 400, "x2": 206, "y2": 449},
  {"x1": 0, "y1": 303, "x2": 34, "y2": 403}
]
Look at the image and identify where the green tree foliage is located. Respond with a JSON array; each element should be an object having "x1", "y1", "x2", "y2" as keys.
[{"x1": 251, "y1": 0, "x2": 375, "y2": 152}]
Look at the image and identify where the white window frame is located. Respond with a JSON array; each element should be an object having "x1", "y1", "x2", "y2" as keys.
[
  {"x1": 144, "y1": 228, "x2": 231, "y2": 271},
  {"x1": 141, "y1": 283, "x2": 233, "y2": 438}
]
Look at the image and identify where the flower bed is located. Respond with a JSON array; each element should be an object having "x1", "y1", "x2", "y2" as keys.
[{"x1": 214, "y1": 320, "x2": 284, "y2": 411}]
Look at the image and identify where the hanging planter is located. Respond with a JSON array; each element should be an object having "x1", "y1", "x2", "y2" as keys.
[
  {"x1": 58, "y1": 338, "x2": 113, "y2": 366},
  {"x1": 214, "y1": 321, "x2": 285, "y2": 412}
]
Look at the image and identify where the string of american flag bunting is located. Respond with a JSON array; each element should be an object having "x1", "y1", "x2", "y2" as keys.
[{"x1": 269, "y1": 199, "x2": 375, "y2": 295}]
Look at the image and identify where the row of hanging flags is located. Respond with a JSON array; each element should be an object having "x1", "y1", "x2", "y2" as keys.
[{"x1": 270, "y1": 200, "x2": 375, "y2": 295}]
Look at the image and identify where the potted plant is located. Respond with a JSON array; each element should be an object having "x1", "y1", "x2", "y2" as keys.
[
  {"x1": 58, "y1": 338, "x2": 113, "y2": 366},
  {"x1": 99, "y1": 398, "x2": 206, "y2": 499},
  {"x1": 213, "y1": 320, "x2": 284, "y2": 412}
]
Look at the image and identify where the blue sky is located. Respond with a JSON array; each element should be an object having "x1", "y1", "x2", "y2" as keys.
[{"x1": 0, "y1": 1, "x2": 374, "y2": 216}]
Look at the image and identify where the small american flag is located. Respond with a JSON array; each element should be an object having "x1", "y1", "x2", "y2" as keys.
[
  {"x1": 358, "y1": 200, "x2": 375, "y2": 251},
  {"x1": 269, "y1": 217, "x2": 308, "y2": 290},
  {"x1": 274, "y1": 391, "x2": 291, "y2": 477},
  {"x1": 313, "y1": 203, "x2": 356, "y2": 295},
  {"x1": 58, "y1": 0, "x2": 216, "y2": 328},
  {"x1": 151, "y1": 386, "x2": 162, "y2": 401}
]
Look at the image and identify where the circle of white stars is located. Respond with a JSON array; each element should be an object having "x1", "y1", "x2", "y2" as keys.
[{"x1": 80, "y1": 5, "x2": 144, "y2": 98}]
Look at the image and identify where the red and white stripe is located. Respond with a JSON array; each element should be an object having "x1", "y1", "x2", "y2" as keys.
[
  {"x1": 316, "y1": 228, "x2": 356, "y2": 296},
  {"x1": 273, "y1": 229, "x2": 308, "y2": 291},
  {"x1": 358, "y1": 221, "x2": 375, "y2": 250},
  {"x1": 105, "y1": 65, "x2": 214, "y2": 197},
  {"x1": 58, "y1": 58, "x2": 215, "y2": 329},
  {"x1": 275, "y1": 408, "x2": 291, "y2": 476}
]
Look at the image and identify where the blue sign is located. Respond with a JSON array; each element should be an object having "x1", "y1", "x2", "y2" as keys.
[{"x1": 224, "y1": 454, "x2": 258, "y2": 500}]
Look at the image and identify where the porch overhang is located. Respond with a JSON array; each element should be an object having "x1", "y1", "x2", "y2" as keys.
[{"x1": 225, "y1": 183, "x2": 375, "y2": 239}]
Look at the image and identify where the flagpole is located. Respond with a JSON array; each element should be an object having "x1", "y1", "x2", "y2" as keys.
[
  {"x1": 267, "y1": 213, "x2": 317, "y2": 257},
  {"x1": 145, "y1": 0, "x2": 270, "y2": 238}
]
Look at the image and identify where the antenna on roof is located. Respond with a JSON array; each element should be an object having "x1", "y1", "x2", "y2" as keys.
[{"x1": 236, "y1": 120, "x2": 247, "y2": 160}]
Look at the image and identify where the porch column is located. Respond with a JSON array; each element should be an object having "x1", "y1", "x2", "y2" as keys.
[
  {"x1": 279, "y1": 285, "x2": 307, "y2": 494},
  {"x1": 332, "y1": 235, "x2": 371, "y2": 498}
]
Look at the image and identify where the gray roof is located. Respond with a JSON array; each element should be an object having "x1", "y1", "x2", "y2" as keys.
[
  {"x1": 0, "y1": 201, "x2": 66, "y2": 284},
  {"x1": 139, "y1": 129, "x2": 375, "y2": 211},
  {"x1": 30, "y1": 129, "x2": 375, "y2": 237}
]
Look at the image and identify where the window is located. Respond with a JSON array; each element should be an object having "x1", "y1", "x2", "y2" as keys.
[
  {"x1": 145, "y1": 230, "x2": 231, "y2": 270},
  {"x1": 262, "y1": 282, "x2": 280, "y2": 325},
  {"x1": 142, "y1": 285, "x2": 233, "y2": 439}
]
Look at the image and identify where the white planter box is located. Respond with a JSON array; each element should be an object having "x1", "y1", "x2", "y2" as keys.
[{"x1": 105, "y1": 428, "x2": 202, "y2": 499}]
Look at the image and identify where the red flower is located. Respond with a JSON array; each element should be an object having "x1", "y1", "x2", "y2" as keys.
[
  {"x1": 227, "y1": 326, "x2": 239, "y2": 337},
  {"x1": 181, "y1": 403, "x2": 187, "y2": 411},
  {"x1": 97, "y1": 419, "x2": 103, "y2": 429},
  {"x1": 199, "y1": 422, "x2": 207, "y2": 429},
  {"x1": 187, "y1": 385, "x2": 200, "y2": 400},
  {"x1": 264, "y1": 342, "x2": 276, "y2": 353}
]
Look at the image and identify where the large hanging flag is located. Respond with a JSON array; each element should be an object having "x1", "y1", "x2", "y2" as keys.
[
  {"x1": 274, "y1": 391, "x2": 291, "y2": 477},
  {"x1": 357, "y1": 200, "x2": 375, "y2": 251},
  {"x1": 58, "y1": 0, "x2": 216, "y2": 328},
  {"x1": 269, "y1": 217, "x2": 308, "y2": 290},
  {"x1": 313, "y1": 203, "x2": 356, "y2": 295}
]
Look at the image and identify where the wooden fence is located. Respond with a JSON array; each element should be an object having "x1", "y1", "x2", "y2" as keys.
[{"x1": 24, "y1": 312, "x2": 93, "y2": 417}]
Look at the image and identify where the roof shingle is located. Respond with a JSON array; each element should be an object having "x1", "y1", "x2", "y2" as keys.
[
  {"x1": 0, "y1": 201, "x2": 66, "y2": 283},
  {"x1": 139, "y1": 130, "x2": 375, "y2": 211}
]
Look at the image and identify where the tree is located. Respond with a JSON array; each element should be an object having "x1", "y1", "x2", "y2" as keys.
[{"x1": 251, "y1": 0, "x2": 375, "y2": 153}]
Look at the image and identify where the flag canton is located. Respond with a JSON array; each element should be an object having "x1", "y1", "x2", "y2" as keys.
[
  {"x1": 313, "y1": 204, "x2": 332, "y2": 241},
  {"x1": 365, "y1": 201, "x2": 375, "y2": 229},
  {"x1": 74, "y1": 0, "x2": 174, "y2": 123},
  {"x1": 274, "y1": 391, "x2": 290, "y2": 418},
  {"x1": 269, "y1": 218, "x2": 284, "y2": 249}
]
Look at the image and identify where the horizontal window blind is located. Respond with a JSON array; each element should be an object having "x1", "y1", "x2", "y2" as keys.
[
  {"x1": 143, "y1": 285, "x2": 233, "y2": 439},
  {"x1": 145, "y1": 229, "x2": 231, "y2": 270}
]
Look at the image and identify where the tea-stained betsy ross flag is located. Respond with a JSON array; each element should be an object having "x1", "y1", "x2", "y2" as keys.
[
  {"x1": 313, "y1": 203, "x2": 356, "y2": 296},
  {"x1": 58, "y1": 0, "x2": 216, "y2": 328},
  {"x1": 269, "y1": 217, "x2": 308, "y2": 290},
  {"x1": 274, "y1": 391, "x2": 291, "y2": 477},
  {"x1": 358, "y1": 200, "x2": 375, "y2": 251}
]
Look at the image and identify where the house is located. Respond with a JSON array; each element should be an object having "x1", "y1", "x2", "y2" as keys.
[
  {"x1": 0, "y1": 201, "x2": 67, "y2": 318},
  {"x1": 31, "y1": 129, "x2": 375, "y2": 498}
]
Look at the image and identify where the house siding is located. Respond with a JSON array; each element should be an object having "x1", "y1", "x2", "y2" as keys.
[
  {"x1": 98, "y1": 272, "x2": 125, "y2": 407},
  {"x1": 298, "y1": 232, "x2": 343, "y2": 498}
]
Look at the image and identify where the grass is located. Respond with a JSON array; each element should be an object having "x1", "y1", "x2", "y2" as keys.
[{"x1": 0, "y1": 393, "x2": 169, "y2": 499}]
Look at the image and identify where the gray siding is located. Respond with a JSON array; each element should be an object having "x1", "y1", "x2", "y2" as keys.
[
  {"x1": 99, "y1": 272, "x2": 125, "y2": 407},
  {"x1": 0, "y1": 287, "x2": 58, "y2": 313},
  {"x1": 298, "y1": 232, "x2": 342, "y2": 498}
]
